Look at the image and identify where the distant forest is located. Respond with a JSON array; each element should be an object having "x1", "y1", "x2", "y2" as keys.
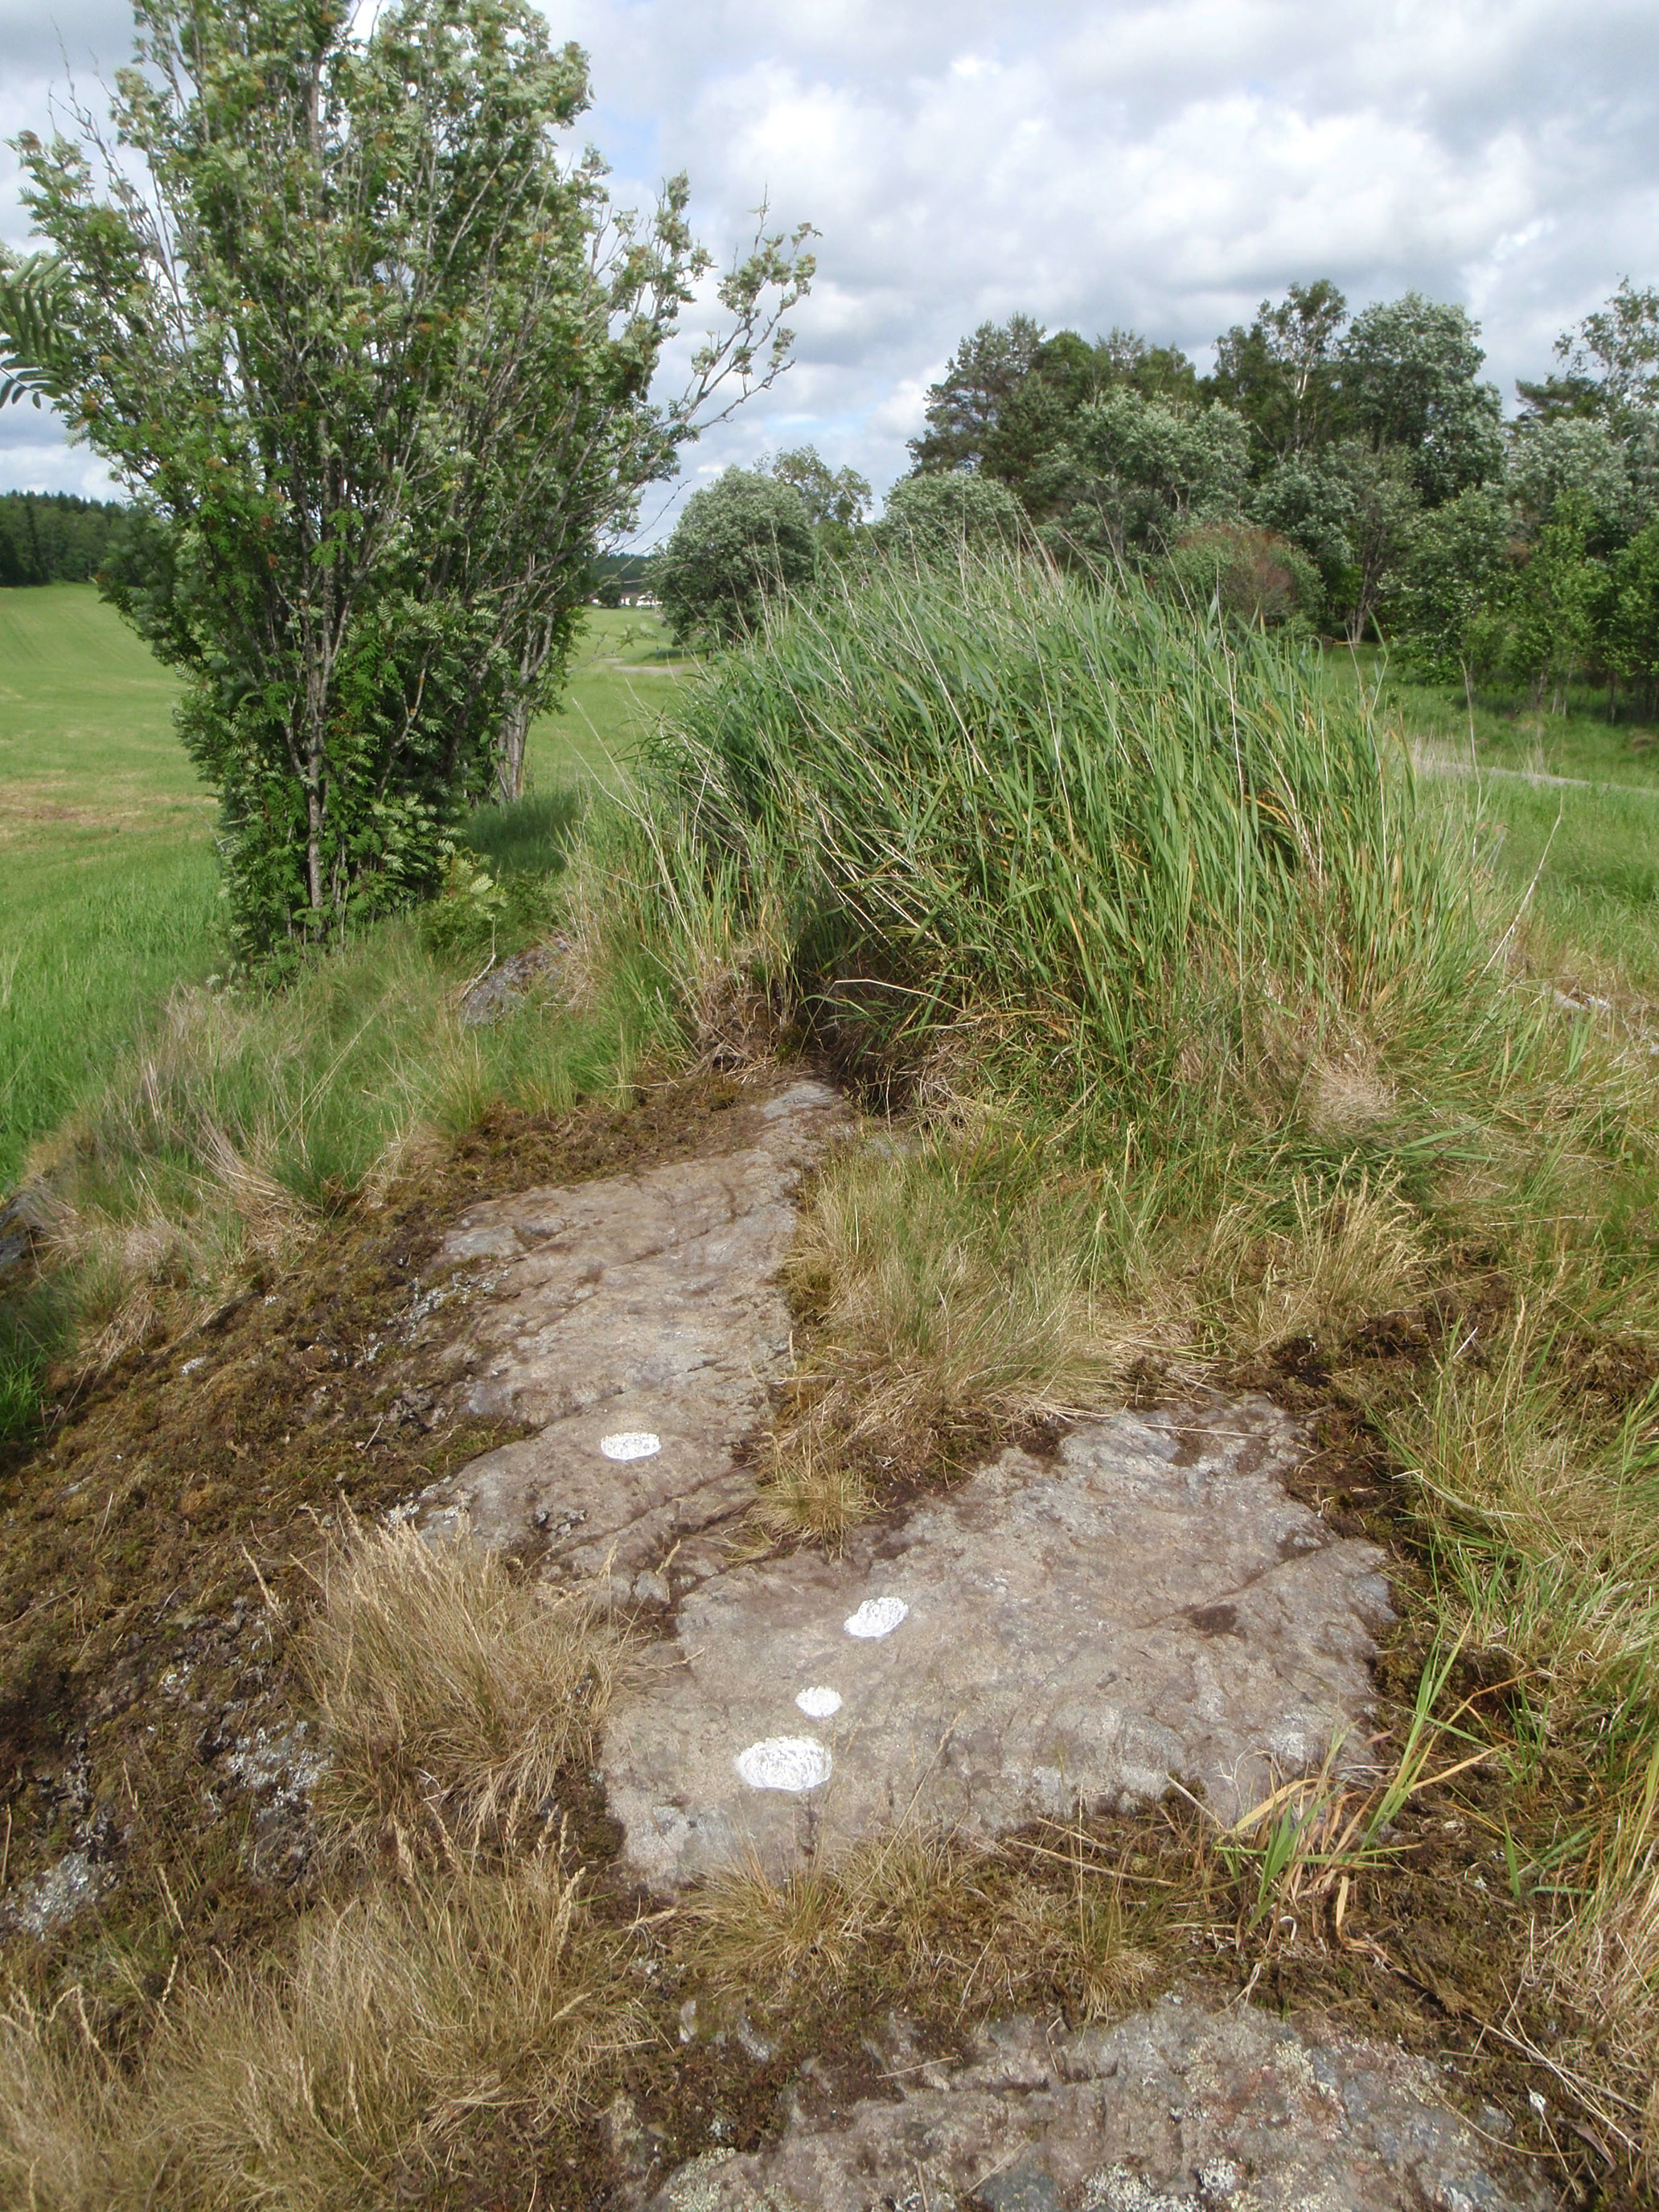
[
  {"x1": 0, "y1": 491, "x2": 124, "y2": 586},
  {"x1": 0, "y1": 500, "x2": 651, "y2": 602}
]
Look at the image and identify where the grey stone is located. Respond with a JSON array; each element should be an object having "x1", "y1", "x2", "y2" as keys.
[
  {"x1": 639, "y1": 2001, "x2": 1553, "y2": 2212},
  {"x1": 2, "y1": 1848, "x2": 108, "y2": 1939},
  {"x1": 976, "y1": 2163, "x2": 1064, "y2": 2211},
  {"x1": 600, "y1": 1398, "x2": 1393, "y2": 1893},
  {"x1": 459, "y1": 941, "x2": 565, "y2": 1027},
  {"x1": 415, "y1": 1079, "x2": 846, "y2": 1582}
]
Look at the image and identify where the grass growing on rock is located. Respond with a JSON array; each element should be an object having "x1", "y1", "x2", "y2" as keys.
[
  {"x1": 6, "y1": 554, "x2": 1659, "y2": 2200},
  {"x1": 579, "y1": 551, "x2": 1659, "y2": 2182}
]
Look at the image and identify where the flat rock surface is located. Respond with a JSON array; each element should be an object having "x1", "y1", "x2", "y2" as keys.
[
  {"x1": 602, "y1": 1400, "x2": 1394, "y2": 1893},
  {"x1": 643, "y1": 2000, "x2": 1553, "y2": 2212},
  {"x1": 417, "y1": 1079, "x2": 845, "y2": 1584}
]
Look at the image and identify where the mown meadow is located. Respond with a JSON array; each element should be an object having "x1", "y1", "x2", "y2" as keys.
[{"x1": 2, "y1": 559, "x2": 1657, "y2": 2204}]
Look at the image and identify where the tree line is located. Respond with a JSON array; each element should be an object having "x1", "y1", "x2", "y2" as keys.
[
  {"x1": 659, "y1": 279, "x2": 1659, "y2": 722},
  {"x1": 0, "y1": 491, "x2": 124, "y2": 586}
]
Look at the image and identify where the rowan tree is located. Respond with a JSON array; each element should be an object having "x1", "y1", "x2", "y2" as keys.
[{"x1": 0, "y1": 0, "x2": 811, "y2": 957}]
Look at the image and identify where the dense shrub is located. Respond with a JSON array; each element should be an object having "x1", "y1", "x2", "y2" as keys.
[
  {"x1": 656, "y1": 469, "x2": 819, "y2": 646},
  {"x1": 873, "y1": 472, "x2": 1024, "y2": 562},
  {"x1": 1164, "y1": 520, "x2": 1321, "y2": 627}
]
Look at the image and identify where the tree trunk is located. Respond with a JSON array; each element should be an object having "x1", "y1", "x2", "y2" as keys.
[{"x1": 496, "y1": 699, "x2": 528, "y2": 806}]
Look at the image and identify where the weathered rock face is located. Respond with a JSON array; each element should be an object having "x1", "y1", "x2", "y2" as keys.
[
  {"x1": 416, "y1": 1079, "x2": 845, "y2": 1585},
  {"x1": 602, "y1": 1400, "x2": 1394, "y2": 1893},
  {"x1": 643, "y1": 2000, "x2": 1552, "y2": 2212}
]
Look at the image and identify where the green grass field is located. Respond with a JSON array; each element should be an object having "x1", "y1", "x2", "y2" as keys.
[
  {"x1": 1337, "y1": 650, "x2": 1659, "y2": 998},
  {"x1": 0, "y1": 588, "x2": 679, "y2": 1190}
]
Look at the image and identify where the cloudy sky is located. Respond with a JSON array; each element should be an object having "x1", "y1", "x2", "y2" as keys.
[{"x1": 3, "y1": 0, "x2": 1657, "y2": 537}]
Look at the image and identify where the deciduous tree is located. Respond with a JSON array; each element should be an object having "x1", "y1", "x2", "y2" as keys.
[
  {"x1": 655, "y1": 468, "x2": 818, "y2": 645},
  {"x1": 0, "y1": 0, "x2": 810, "y2": 956}
]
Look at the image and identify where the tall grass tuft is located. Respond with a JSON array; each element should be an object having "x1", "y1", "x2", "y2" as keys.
[{"x1": 605, "y1": 551, "x2": 1492, "y2": 1111}]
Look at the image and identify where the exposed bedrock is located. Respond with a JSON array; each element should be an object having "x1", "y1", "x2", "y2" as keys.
[
  {"x1": 417, "y1": 1078, "x2": 846, "y2": 1585},
  {"x1": 602, "y1": 1399, "x2": 1393, "y2": 1893},
  {"x1": 639, "y1": 2000, "x2": 1552, "y2": 2212}
]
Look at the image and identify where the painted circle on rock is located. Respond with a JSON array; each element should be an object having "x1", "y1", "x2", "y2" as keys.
[
  {"x1": 795, "y1": 1686, "x2": 842, "y2": 1718},
  {"x1": 844, "y1": 1595, "x2": 908, "y2": 1639},
  {"x1": 599, "y1": 1431, "x2": 662, "y2": 1462},
  {"x1": 733, "y1": 1737, "x2": 832, "y2": 1792}
]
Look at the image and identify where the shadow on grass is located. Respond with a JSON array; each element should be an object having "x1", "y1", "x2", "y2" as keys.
[{"x1": 460, "y1": 786, "x2": 586, "y2": 879}]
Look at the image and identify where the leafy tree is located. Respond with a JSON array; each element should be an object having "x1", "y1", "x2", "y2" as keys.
[
  {"x1": 1505, "y1": 491, "x2": 1601, "y2": 710},
  {"x1": 908, "y1": 315, "x2": 1047, "y2": 475},
  {"x1": 656, "y1": 468, "x2": 817, "y2": 644},
  {"x1": 1337, "y1": 292, "x2": 1503, "y2": 504},
  {"x1": 1032, "y1": 391, "x2": 1249, "y2": 561},
  {"x1": 769, "y1": 445, "x2": 872, "y2": 557},
  {"x1": 1508, "y1": 417, "x2": 1636, "y2": 537},
  {"x1": 874, "y1": 471, "x2": 1023, "y2": 561},
  {"x1": 1605, "y1": 518, "x2": 1659, "y2": 711},
  {"x1": 1320, "y1": 442, "x2": 1421, "y2": 644},
  {"x1": 1561, "y1": 279, "x2": 1659, "y2": 421},
  {"x1": 1394, "y1": 485, "x2": 1511, "y2": 690},
  {"x1": 908, "y1": 316, "x2": 1200, "y2": 491},
  {"x1": 0, "y1": 0, "x2": 810, "y2": 957},
  {"x1": 1213, "y1": 280, "x2": 1348, "y2": 461}
]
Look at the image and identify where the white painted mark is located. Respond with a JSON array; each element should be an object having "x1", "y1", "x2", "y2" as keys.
[
  {"x1": 734, "y1": 1737, "x2": 832, "y2": 1793},
  {"x1": 844, "y1": 1596, "x2": 908, "y2": 1639},
  {"x1": 795, "y1": 1686, "x2": 842, "y2": 1719},
  {"x1": 600, "y1": 1432, "x2": 661, "y2": 1462}
]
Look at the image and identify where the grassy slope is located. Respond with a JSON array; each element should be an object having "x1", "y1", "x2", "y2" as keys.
[
  {"x1": 0, "y1": 590, "x2": 678, "y2": 1192},
  {"x1": 0, "y1": 590, "x2": 681, "y2": 1432},
  {"x1": 1356, "y1": 652, "x2": 1659, "y2": 997}
]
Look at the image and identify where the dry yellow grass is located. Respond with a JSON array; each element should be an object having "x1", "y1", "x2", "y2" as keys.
[
  {"x1": 750, "y1": 1141, "x2": 1435, "y2": 1545},
  {"x1": 687, "y1": 1821, "x2": 1159, "y2": 2027},
  {"x1": 0, "y1": 1858, "x2": 636, "y2": 2210},
  {"x1": 301, "y1": 1519, "x2": 626, "y2": 1861}
]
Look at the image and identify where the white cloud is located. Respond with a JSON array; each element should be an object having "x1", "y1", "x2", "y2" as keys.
[{"x1": 4, "y1": 0, "x2": 1657, "y2": 532}]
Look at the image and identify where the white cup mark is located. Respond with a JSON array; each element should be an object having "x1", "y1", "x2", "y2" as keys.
[
  {"x1": 734, "y1": 1737, "x2": 832, "y2": 1793},
  {"x1": 844, "y1": 1596, "x2": 908, "y2": 1639},
  {"x1": 600, "y1": 1432, "x2": 661, "y2": 1462}
]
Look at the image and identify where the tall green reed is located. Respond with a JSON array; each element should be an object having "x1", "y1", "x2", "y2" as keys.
[{"x1": 629, "y1": 552, "x2": 1490, "y2": 1102}]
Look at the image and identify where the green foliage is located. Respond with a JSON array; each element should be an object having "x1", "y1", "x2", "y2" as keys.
[
  {"x1": 1032, "y1": 390, "x2": 1250, "y2": 560},
  {"x1": 769, "y1": 446, "x2": 872, "y2": 534},
  {"x1": 0, "y1": 250, "x2": 68, "y2": 410},
  {"x1": 1505, "y1": 491, "x2": 1604, "y2": 708},
  {"x1": 1336, "y1": 291, "x2": 1505, "y2": 503},
  {"x1": 1606, "y1": 519, "x2": 1659, "y2": 695},
  {"x1": 2, "y1": 0, "x2": 809, "y2": 961},
  {"x1": 1163, "y1": 521, "x2": 1320, "y2": 628},
  {"x1": 1394, "y1": 484, "x2": 1511, "y2": 683},
  {"x1": 631, "y1": 553, "x2": 1478, "y2": 1100},
  {"x1": 873, "y1": 471, "x2": 1024, "y2": 562},
  {"x1": 1213, "y1": 279, "x2": 1348, "y2": 461},
  {"x1": 656, "y1": 467, "x2": 819, "y2": 646},
  {"x1": 905, "y1": 314, "x2": 1049, "y2": 475},
  {"x1": 0, "y1": 492, "x2": 124, "y2": 586}
]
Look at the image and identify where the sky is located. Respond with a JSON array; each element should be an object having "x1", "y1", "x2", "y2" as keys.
[{"x1": 2, "y1": 0, "x2": 1657, "y2": 541}]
